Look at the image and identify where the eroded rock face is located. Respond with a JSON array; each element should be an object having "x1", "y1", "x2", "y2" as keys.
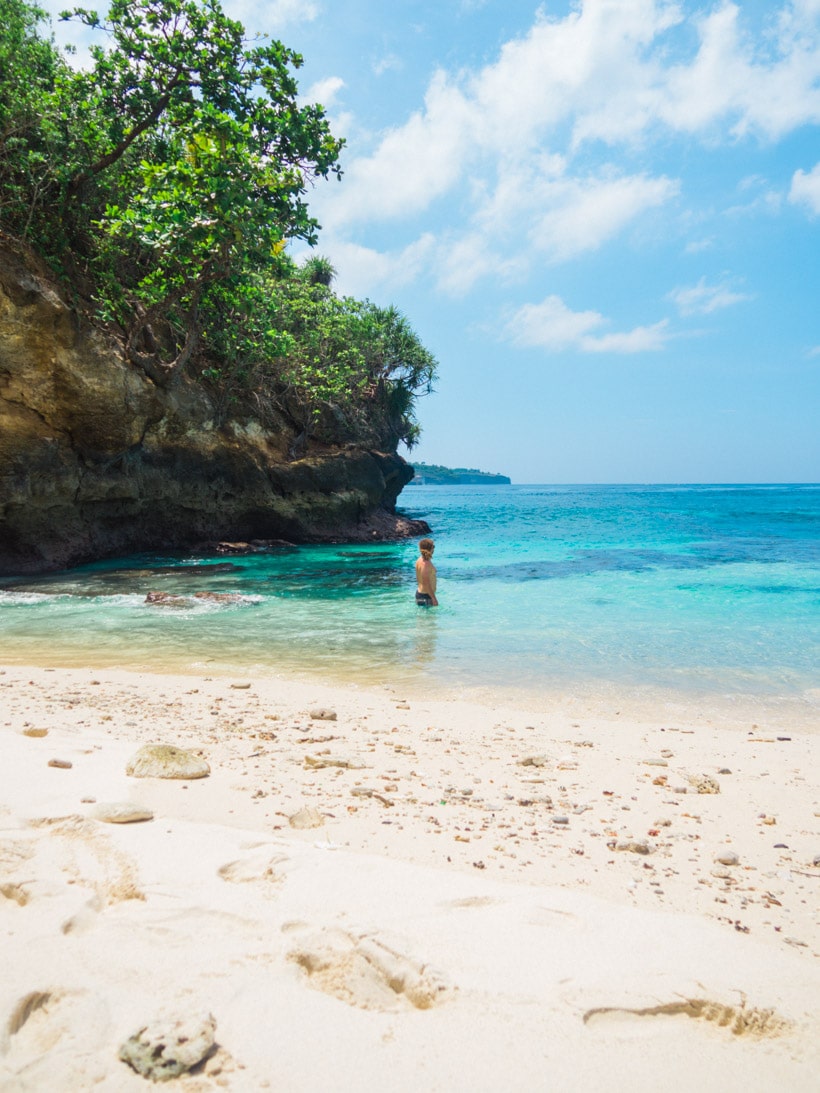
[{"x1": 0, "y1": 238, "x2": 423, "y2": 575}]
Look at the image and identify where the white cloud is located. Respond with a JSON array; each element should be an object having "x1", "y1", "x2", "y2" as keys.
[
  {"x1": 373, "y1": 54, "x2": 402, "y2": 76},
  {"x1": 322, "y1": 71, "x2": 474, "y2": 228},
  {"x1": 660, "y1": 2, "x2": 820, "y2": 139},
  {"x1": 530, "y1": 172, "x2": 679, "y2": 260},
  {"x1": 433, "y1": 232, "x2": 526, "y2": 296},
  {"x1": 303, "y1": 77, "x2": 345, "y2": 108},
  {"x1": 789, "y1": 161, "x2": 820, "y2": 214},
  {"x1": 317, "y1": 0, "x2": 820, "y2": 298},
  {"x1": 667, "y1": 276, "x2": 752, "y2": 315},
  {"x1": 322, "y1": 234, "x2": 438, "y2": 299},
  {"x1": 224, "y1": 0, "x2": 320, "y2": 31},
  {"x1": 583, "y1": 322, "x2": 670, "y2": 353},
  {"x1": 507, "y1": 295, "x2": 669, "y2": 354},
  {"x1": 685, "y1": 237, "x2": 715, "y2": 254}
]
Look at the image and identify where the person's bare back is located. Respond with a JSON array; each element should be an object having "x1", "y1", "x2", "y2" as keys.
[{"x1": 415, "y1": 538, "x2": 438, "y2": 606}]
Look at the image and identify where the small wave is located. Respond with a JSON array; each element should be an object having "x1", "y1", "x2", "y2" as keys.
[
  {"x1": 0, "y1": 590, "x2": 63, "y2": 605},
  {"x1": 142, "y1": 592, "x2": 263, "y2": 610}
]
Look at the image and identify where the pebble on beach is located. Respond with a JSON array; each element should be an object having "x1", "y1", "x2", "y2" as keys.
[
  {"x1": 289, "y1": 806, "x2": 325, "y2": 829},
  {"x1": 91, "y1": 802, "x2": 155, "y2": 824},
  {"x1": 687, "y1": 773, "x2": 720, "y2": 794},
  {"x1": 715, "y1": 851, "x2": 740, "y2": 866},
  {"x1": 126, "y1": 744, "x2": 210, "y2": 780}
]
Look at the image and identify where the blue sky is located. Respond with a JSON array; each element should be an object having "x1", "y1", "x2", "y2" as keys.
[{"x1": 43, "y1": 0, "x2": 820, "y2": 483}]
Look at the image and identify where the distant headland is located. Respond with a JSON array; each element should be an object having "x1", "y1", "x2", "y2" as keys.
[{"x1": 409, "y1": 462, "x2": 511, "y2": 485}]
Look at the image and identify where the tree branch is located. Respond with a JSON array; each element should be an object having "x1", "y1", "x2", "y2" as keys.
[{"x1": 68, "y1": 68, "x2": 186, "y2": 194}]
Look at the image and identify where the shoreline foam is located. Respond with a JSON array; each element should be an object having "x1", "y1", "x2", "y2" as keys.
[{"x1": 1, "y1": 662, "x2": 818, "y2": 1090}]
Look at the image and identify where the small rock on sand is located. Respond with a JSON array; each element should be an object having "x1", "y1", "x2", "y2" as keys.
[
  {"x1": 289, "y1": 807, "x2": 325, "y2": 829},
  {"x1": 614, "y1": 840, "x2": 651, "y2": 854},
  {"x1": 92, "y1": 802, "x2": 154, "y2": 824},
  {"x1": 119, "y1": 1012, "x2": 216, "y2": 1081},
  {"x1": 22, "y1": 727, "x2": 48, "y2": 738},
  {"x1": 309, "y1": 708, "x2": 337, "y2": 721},
  {"x1": 715, "y1": 851, "x2": 740, "y2": 866},
  {"x1": 47, "y1": 758, "x2": 72, "y2": 769},
  {"x1": 126, "y1": 744, "x2": 210, "y2": 780},
  {"x1": 304, "y1": 755, "x2": 363, "y2": 770},
  {"x1": 517, "y1": 755, "x2": 549, "y2": 767},
  {"x1": 687, "y1": 773, "x2": 720, "y2": 794}
]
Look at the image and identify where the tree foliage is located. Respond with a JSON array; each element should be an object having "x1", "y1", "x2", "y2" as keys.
[{"x1": 0, "y1": 0, "x2": 436, "y2": 450}]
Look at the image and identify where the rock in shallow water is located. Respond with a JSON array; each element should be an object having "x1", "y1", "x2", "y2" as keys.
[
  {"x1": 119, "y1": 1012, "x2": 216, "y2": 1081},
  {"x1": 126, "y1": 744, "x2": 210, "y2": 780}
]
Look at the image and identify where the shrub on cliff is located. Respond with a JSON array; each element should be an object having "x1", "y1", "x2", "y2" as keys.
[{"x1": 0, "y1": 0, "x2": 436, "y2": 452}]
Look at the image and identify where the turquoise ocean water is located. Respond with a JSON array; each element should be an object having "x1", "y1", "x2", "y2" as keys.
[{"x1": 1, "y1": 484, "x2": 818, "y2": 708}]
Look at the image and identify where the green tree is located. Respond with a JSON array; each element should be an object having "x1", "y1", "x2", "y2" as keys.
[
  {"x1": 0, "y1": 0, "x2": 437, "y2": 453},
  {"x1": 62, "y1": 0, "x2": 343, "y2": 382},
  {"x1": 250, "y1": 270, "x2": 435, "y2": 451},
  {"x1": 0, "y1": 0, "x2": 65, "y2": 242}
]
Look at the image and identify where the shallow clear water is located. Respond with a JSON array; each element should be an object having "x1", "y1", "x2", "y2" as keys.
[{"x1": 1, "y1": 484, "x2": 818, "y2": 705}]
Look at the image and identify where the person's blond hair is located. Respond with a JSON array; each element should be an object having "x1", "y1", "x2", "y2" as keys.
[{"x1": 419, "y1": 538, "x2": 435, "y2": 561}]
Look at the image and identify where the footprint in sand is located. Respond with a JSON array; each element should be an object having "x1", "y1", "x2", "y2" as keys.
[
  {"x1": 287, "y1": 928, "x2": 452, "y2": 1012},
  {"x1": 583, "y1": 997, "x2": 790, "y2": 1038},
  {"x1": 0, "y1": 883, "x2": 31, "y2": 908},
  {"x1": 441, "y1": 895, "x2": 498, "y2": 910},
  {"x1": 27, "y1": 815, "x2": 145, "y2": 912},
  {"x1": 217, "y1": 849, "x2": 290, "y2": 888},
  {"x1": 0, "y1": 989, "x2": 110, "y2": 1083}
]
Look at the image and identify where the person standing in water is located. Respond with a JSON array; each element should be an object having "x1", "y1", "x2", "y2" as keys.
[{"x1": 415, "y1": 538, "x2": 439, "y2": 606}]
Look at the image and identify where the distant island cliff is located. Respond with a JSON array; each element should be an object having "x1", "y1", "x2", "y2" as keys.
[{"x1": 409, "y1": 463, "x2": 511, "y2": 485}]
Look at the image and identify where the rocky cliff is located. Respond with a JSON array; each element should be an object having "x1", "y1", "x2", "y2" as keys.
[{"x1": 0, "y1": 238, "x2": 423, "y2": 575}]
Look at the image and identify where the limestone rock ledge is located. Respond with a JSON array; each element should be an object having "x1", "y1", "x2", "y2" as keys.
[{"x1": 0, "y1": 238, "x2": 425, "y2": 575}]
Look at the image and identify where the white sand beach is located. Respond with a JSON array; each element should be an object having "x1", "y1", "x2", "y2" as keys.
[{"x1": 1, "y1": 663, "x2": 818, "y2": 1091}]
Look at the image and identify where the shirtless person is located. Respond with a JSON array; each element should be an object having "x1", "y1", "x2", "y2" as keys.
[{"x1": 415, "y1": 538, "x2": 439, "y2": 606}]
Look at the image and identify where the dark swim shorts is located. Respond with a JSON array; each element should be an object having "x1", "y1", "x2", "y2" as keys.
[{"x1": 415, "y1": 592, "x2": 433, "y2": 606}]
